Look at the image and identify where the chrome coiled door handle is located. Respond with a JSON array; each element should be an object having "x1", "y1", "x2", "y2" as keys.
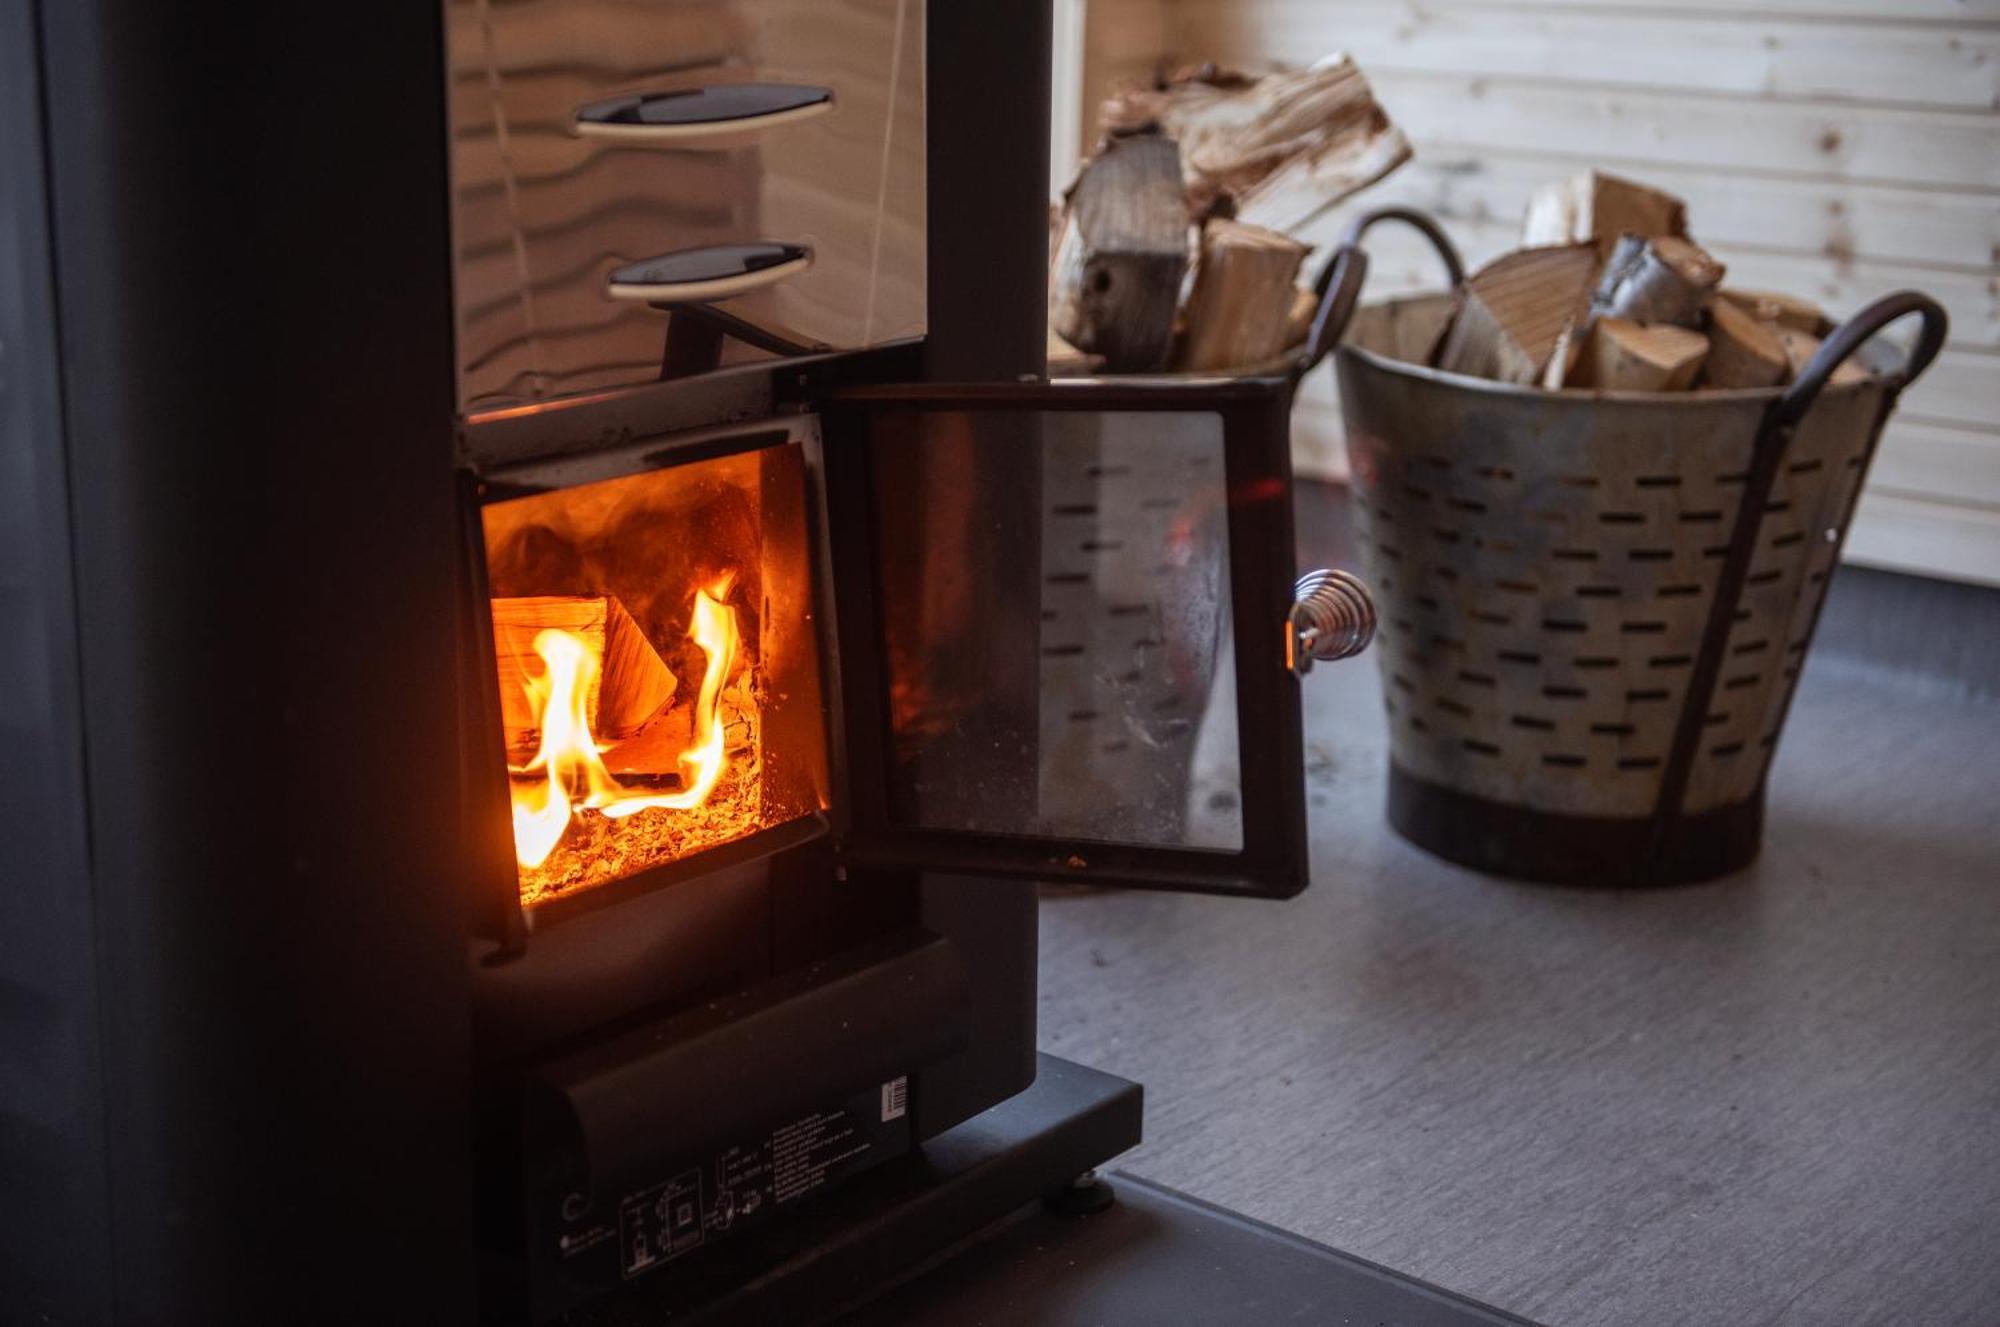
[{"x1": 1288, "y1": 569, "x2": 1376, "y2": 674}]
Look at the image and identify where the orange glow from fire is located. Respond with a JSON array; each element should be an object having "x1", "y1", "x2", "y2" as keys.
[{"x1": 508, "y1": 576, "x2": 742, "y2": 869}]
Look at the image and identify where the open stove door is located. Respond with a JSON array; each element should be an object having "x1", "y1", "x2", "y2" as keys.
[{"x1": 823, "y1": 378, "x2": 1309, "y2": 899}]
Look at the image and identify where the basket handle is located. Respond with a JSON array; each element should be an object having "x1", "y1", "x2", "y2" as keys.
[
  {"x1": 1294, "y1": 207, "x2": 1465, "y2": 379},
  {"x1": 1772, "y1": 291, "x2": 1948, "y2": 427},
  {"x1": 1652, "y1": 287, "x2": 1948, "y2": 836}
]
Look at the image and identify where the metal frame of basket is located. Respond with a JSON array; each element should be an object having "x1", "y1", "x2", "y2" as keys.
[{"x1": 1306, "y1": 208, "x2": 1947, "y2": 886}]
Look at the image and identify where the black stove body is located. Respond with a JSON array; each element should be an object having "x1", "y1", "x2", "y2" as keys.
[{"x1": 3, "y1": 3, "x2": 1330, "y2": 1322}]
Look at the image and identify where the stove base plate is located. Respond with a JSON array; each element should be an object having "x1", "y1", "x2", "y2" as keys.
[{"x1": 564, "y1": 1053, "x2": 1142, "y2": 1325}]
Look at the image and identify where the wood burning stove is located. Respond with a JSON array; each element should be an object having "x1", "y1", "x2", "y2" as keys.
[
  {"x1": 457, "y1": 360, "x2": 1316, "y2": 1323},
  {"x1": 3, "y1": 2, "x2": 1368, "y2": 1322}
]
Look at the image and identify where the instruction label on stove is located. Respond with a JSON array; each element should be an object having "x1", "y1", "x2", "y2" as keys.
[{"x1": 605, "y1": 1079, "x2": 912, "y2": 1281}]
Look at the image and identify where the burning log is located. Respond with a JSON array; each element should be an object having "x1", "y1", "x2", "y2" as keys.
[
  {"x1": 1433, "y1": 242, "x2": 1599, "y2": 386},
  {"x1": 1591, "y1": 234, "x2": 1724, "y2": 329},
  {"x1": 1523, "y1": 170, "x2": 1687, "y2": 258},
  {"x1": 491, "y1": 595, "x2": 677, "y2": 745},
  {"x1": 1049, "y1": 132, "x2": 1190, "y2": 372},
  {"x1": 1100, "y1": 58, "x2": 1412, "y2": 232},
  {"x1": 1177, "y1": 219, "x2": 1311, "y2": 371}
]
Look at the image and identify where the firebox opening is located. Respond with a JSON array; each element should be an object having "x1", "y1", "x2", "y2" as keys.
[{"x1": 482, "y1": 443, "x2": 828, "y2": 907}]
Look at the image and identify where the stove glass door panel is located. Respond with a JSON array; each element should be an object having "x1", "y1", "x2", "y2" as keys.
[{"x1": 826, "y1": 380, "x2": 1308, "y2": 898}]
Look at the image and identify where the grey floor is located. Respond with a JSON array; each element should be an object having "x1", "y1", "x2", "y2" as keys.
[{"x1": 1038, "y1": 490, "x2": 2000, "y2": 1327}]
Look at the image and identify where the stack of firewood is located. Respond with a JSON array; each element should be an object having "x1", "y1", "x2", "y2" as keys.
[
  {"x1": 1050, "y1": 58, "x2": 1411, "y2": 375},
  {"x1": 1434, "y1": 170, "x2": 1858, "y2": 393}
]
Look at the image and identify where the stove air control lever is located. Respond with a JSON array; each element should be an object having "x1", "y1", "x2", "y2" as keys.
[{"x1": 1288, "y1": 569, "x2": 1375, "y2": 675}]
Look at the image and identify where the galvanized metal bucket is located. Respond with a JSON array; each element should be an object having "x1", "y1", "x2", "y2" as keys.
[{"x1": 1307, "y1": 208, "x2": 1947, "y2": 886}]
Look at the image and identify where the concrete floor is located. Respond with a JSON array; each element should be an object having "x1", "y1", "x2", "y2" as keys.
[{"x1": 1038, "y1": 490, "x2": 2000, "y2": 1326}]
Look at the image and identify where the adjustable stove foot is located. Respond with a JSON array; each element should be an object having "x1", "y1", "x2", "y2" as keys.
[{"x1": 1043, "y1": 1168, "x2": 1117, "y2": 1216}]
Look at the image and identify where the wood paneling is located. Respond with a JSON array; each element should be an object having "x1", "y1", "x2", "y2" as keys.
[
  {"x1": 1179, "y1": 2, "x2": 2000, "y2": 111},
  {"x1": 1354, "y1": 73, "x2": 1998, "y2": 191},
  {"x1": 1076, "y1": 0, "x2": 2000, "y2": 584}
]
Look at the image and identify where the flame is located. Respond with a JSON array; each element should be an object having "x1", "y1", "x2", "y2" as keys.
[{"x1": 508, "y1": 576, "x2": 742, "y2": 868}]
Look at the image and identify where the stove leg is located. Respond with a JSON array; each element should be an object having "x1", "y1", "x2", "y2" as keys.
[{"x1": 1044, "y1": 1168, "x2": 1117, "y2": 1216}]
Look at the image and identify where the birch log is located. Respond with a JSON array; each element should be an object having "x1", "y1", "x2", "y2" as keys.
[
  {"x1": 1050, "y1": 133, "x2": 1190, "y2": 372},
  {"x1": 1591, "y1": 234, "x2": 1725, "y2": 328}
]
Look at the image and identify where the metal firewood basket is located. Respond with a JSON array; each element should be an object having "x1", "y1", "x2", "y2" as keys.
[{"x1": 1311, "y1": 207, "x2": 1946, "y2": 886}]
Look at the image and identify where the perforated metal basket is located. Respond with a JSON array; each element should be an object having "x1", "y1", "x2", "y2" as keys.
[{"x1": 1316, "y1": 208, "x2": 1946, "y2": 885}]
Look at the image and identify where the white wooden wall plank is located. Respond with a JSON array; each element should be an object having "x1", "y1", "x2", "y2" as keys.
[
  {"x1": 1843, "y1": 491, "x2": 2000, "y2": 585},
  {"x1": 1903, "y1": 349, "x2": 2000, "y2": 430},
  {"x1": 1870, "y1": 420, "x2": 2000, "y2": 507},
  {"x1": 1176, "y1": 1, "x2": 2000, "y2": 110},
  {"x1": 1358, "y1": 73, "x2": 1997, "y2": 190},
  {"x1": 1369, "y1": 0, "x2": 2000, "y2": 19}
]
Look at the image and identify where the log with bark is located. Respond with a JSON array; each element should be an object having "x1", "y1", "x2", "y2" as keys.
[
  {"x1": 1049, "y1": 132, "x2": 1190, "y2": 372},
  {"x1": 1433, "y1": 242, "x2": 1599, "y2": 386},
  {"x1": 1177, "y1": 219, "x2": 1311, "y2": 371},
  {"x1": 1591, "y1": 234, "x2": 1725, "y2": 329},
  {"x1": 1098, "y1": 58, "x2": 1412, "y2": 233}
]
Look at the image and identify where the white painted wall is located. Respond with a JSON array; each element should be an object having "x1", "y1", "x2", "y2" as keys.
[{"x1": 1073, "y1": 0, "x2": 2000, "y2": 586}]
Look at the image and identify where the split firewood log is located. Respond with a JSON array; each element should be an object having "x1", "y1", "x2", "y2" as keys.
[
  {"x1": 1702, "y1": 298, "x2": 1790, "y2": 389},
  {"x1": 1046, "y1": 326, "x2": 1103, "y2": 377},
  {"x1": 1778, "y1": 328, "x2": 1869, "y2": 386},
  {"x1": 1522, "y1": 170, "x2": 1687, "y2": 258},
  {"x1": 1718, "y1": 287, "x2": 1824, "y2": 334},
  {"x1": 1098, "y1": 58, "x2": 1411, "y2": 232},
  {"x1": 1433, "y1": 243, "x2": 1599, "y2": 386},
  {"x1": 1349, "y1": 297, "x2": 1455, "y2": 367},
  {"x1": 1176, "y1": 219, "x2": 1311, "y2": 371},
  {"x1": 1591, "y1": 234, "x2": 1724, "y2": 329},
  {"x1": 1572, "y1": 317, "x2": 1708, "y2": 391},
  {"x1": 1049, "y1": 132, "x2": 1190, "y2": 372},
  {"x1": 492, "y1": 595, "x2": 678, "y2": 744},
  {"x1": 1282, "y1": 286, "x2": 1317, "y2": 351}
]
